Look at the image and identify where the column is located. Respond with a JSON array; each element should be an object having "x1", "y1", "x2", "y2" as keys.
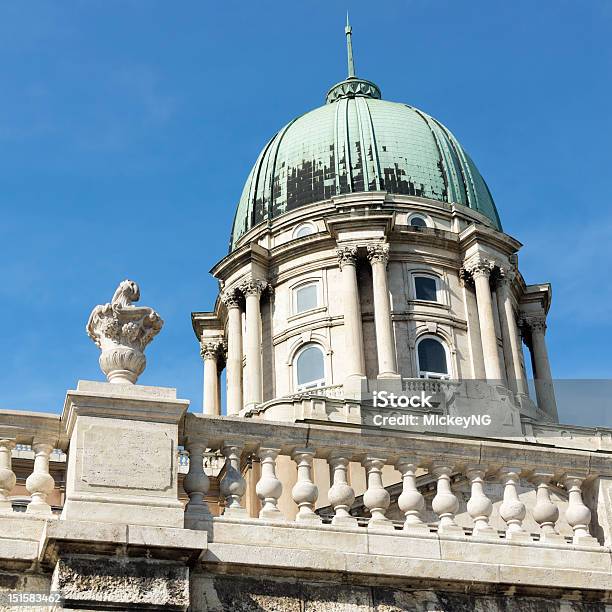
[
  {"x1": 337, "y1": 246, "x2": 365, "y2": 378},
  {"x1": 241, "y1": 279, "x2": 267, "y2": 409},
  {"x1": 367, "y1": 243, "x2": 398, "y2": 377},
  {"x1": 25, "y1": 439, "x2": 55, "y2": 516},
  {"x1": 200, "y1": 339, "x2": 222, "y2": 415},
  {"x1": 524, "y1": 316, "x2": 558, "y2": 420},
  {"x1": 467, "y1": 260, "x2": 503, "y2": 382},
  {"x1": 0, "y1": 438, "x2": 16, "y2": 511},
  {"x1": 497, "y1": 275, "x2": 528, "y2": 395},
  {"x1": 222, "y1": 289, "x2": 243, "y2": 416}
]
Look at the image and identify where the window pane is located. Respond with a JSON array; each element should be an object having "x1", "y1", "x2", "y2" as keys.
[
  {"x1": 410, "y1": 216, "x2": 427, "y2": 227},
  {"x1": 296, "y1": 284, "x2": 317, "y2": 312},
  {"x1": 418, "y1": 338, "x2": 448, "y2": 374},
  {"x1": 415, "y1": 276, "x2": 437, "y2": 301},
  {"x1": 296, "y1": 225, "x2": 315, "y2": 237},
  {"x1": 296, "y1": 346, "x2": 324, "y2": 386}
]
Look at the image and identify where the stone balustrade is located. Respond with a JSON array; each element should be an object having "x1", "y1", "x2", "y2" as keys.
[{"x1": 182, "y1": 413, "x2": 609, "y2": 547}]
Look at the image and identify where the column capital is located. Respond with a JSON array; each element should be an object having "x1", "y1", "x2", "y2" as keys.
[
  {"x1": 221, "y1": 288, "x2": 241, "y2": 309},
  {"x1": 200, "y1": 338, "x2": 224, "y2": 361},
  {"x1": 462, "y1": 257, "x2": 495, "y2": 281},
  {"x1": 366, "y1": 242, "x2": 389, "y2": 265},
  {"x1": 520, "y1": 315, "x2": 547, "y2": 335},
  {"x1": 240, "y1": 278, "x2": 269, "y2": 298},
  {"x1": 336, "y1": 245, "x2": 358, "y2": 268}
]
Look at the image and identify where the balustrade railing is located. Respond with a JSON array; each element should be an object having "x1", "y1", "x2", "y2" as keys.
[{"x1": 182, "y1": 413, "x2": 608, "y2": 547}]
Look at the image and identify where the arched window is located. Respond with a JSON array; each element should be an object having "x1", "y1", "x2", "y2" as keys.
[
  {"x1": 294, "y1": 344, "x2": 325, "y2": 390},
  {"x1": 408, "y1": 213, "x2": 430, "y2": 228},
  {"x1": 416, "y1": 337, "x2": 449, "y2": 379},
  {"x1": 293, "y1": 223, "x2": 316, "y2": 239}
]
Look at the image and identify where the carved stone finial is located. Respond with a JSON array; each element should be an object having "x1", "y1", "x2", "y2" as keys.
[{"x1": 86, "y1": 280, "x2": 163, "y2": 384}]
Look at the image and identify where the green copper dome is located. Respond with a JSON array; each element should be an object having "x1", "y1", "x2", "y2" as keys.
[{"x1": 230, "y1": 22, "x2": 501, "y2": 250}]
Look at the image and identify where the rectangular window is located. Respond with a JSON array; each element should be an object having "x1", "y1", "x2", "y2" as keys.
[
  {"x1": 295, "y1": 283, "x2": 318, "y2": 313},
  {"x1": 414, "y1": 276, "x2": 438, "y2": 302}
]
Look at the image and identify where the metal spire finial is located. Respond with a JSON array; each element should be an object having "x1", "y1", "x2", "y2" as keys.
[{"x1": 345, "y1": 12, "x2": 355, "y2": 78}]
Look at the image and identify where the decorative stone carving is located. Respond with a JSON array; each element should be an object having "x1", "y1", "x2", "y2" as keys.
[
  {"x1": 431, "y1": 464, "x2": 463, "y2": 534},
  {"x1": 465, "y1": 465, "x2": 497, "y2": 538},
  {"x1": 86, "y1": 280, "x2": 163, "y2": 384},
  {"x1": 328, "y1": 454, "x2": 357, "y2": 526},
  {"x1": 498, "y1": 467, "x2": 530, "y2": 540},
  {"x1": 530, "y1": 472, "x2": 563, "y2": 542},
  {"x1": 221, "y1": 288, "x2": 241, "y2": 309},
  {"x1": 256, "y1": 447, "x2": 284, "y2": 520},
  {"x1": 362, "y1": 457, "x2": 393, "y2": 530},
  {"x1": 220, "y1": 442, "x2": 247, "y2": 517},
  {"x1": 336, "y1": 245, "x2": 358, "y2": 268},
  {"x1": 520, "y1": 315, "x2": 547, "y2": 335},
  {"x1": 239, "y1": 279, "x2": 269, "y2": 298},
  {"x1": 366, "y1": 243, "x2": 389, "y2": 265},
  {"x1": 395, "y1": 458, "x2": 427, "y2": 531},
  {"x1": 291, "y1": 448, "x2": 321, "y2": 523},
  {"x1": 200, "y1": 338, "x2": 224, "y2": 361}
]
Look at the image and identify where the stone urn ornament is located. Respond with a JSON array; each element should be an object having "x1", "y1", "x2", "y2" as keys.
[{"x1": 86, "y1": 280, "x2": 163, "y2": 384}]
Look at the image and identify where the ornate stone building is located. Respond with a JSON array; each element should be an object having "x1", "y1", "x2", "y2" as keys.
[{"x1": 0, "y1": 23, "x2": 610, "y2": 612}]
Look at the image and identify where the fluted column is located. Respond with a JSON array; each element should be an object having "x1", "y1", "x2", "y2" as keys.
[
  {"x1": 367, "y1": 243, "x2": 398, "y2": 377},
  {"x1": 362, "y1": 456, "x2": 393, "y2": 530},
  {"x1": 496, "y1": 274, "x2": 528, "y2": 395},
  {"x1": 337, "y1": 246, "x2": 365, "y2": 378},
  {"x1": 241, "y1": 279, "x2": 267, "y2": 409},
  {"x1": 328, "y1": 453, "x2": 357, "y2": 526},
  {"x1": 291, "y1": 448, "x2": 321, "y2": 523},
  {"x1": 522, "y1": 316, "x2": 557, "y2": 420},
  {"x1": 222, "y1": 289, "x2": 243, "y2": 415},
  {"x1": 467, "y1": 261, "x2": 503, "y2": 382},
  {"x1": 200, "y1": 338, "x2": 222, "y2": 415},
  {"x1": 498, "y1": 467, "x2": 530, "y2": 541},
  {"x1": 530, "y1": 472, "x2": 563, "y2": 543},
  {"x1": 564, "y1": 474, "x2": 598, "y2": 546},
  {"x1": 395, "y1": 458, "x2": 427, "y2": 532},
  {"x1": 0, "y1": 439, "x2": 16, "y2": 511},
  {"x1": 25, "y1": 440, "x2": 55, "y2": 516},
  {"x1": 183, "y1": 440, "x2": 212, "y2": 528},
  {"x1": 219, "y1": 441, "x2": 247, "y2": 518}
]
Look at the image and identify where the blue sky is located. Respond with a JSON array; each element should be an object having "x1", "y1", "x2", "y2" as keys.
[{"x1": 1, "y1": 1, "x2": 610, "y2": 424}]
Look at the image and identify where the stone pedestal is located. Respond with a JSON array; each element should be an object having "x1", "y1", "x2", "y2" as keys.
[{"x1": 60, "y1": 381, "x2": 189, "y2": 528}]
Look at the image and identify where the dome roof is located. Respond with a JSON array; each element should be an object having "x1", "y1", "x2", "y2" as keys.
[{"x1": 230, "y1": 25, "x2": 501, "y2": 250}]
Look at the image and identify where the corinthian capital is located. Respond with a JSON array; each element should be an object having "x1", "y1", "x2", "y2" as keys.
[
  {"x1": 366, "y1": 243, "x2": 389, "y2": 265},
  {"x1": 86, "y1": 279, "x2": 163, "y2": 384},
  {"x1": 240, "y1": 278, "x2": 269, "y2": 298},
  {"x1": 200, "y1": 338, "x2": 224, "y2": 361},
  {"x1": 336, "y1": 245, "x2": 358, "y2": 269},
  {"x1": 221, "y1": 288, "x2": 241, "y2": 309},
  {"x1": 520, "y1": 315, "x2": 547, "y2": 335}
]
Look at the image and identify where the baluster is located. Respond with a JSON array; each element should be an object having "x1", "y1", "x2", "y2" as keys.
[
  {"x1": 465, "y1": 465, "x2": 497, "y2": 538},
  {"x1": 362, "y1": 457, "x2": 393, "y2": 530},
  {"x1": 219, "y1": 441, "x2": 247, "y2": 518},
  {"x1": 328, "y1": 453, "x2": 357, "y2": 527},
  {"x1": 256, "y1": 447, "x2": 284, "y2": 520},
  {"x1": 25, "y1": 440, "x2": 55, "y2": 516},
  {"x1": 0, "y1": 438, "x2": 16, "y2": 512},
  {"x1": 291, "y1": 448, "x2": 321, "y2": 523},
  {"x1": 530, "y1": 472, "x2": 564, "y2": 543},
  {"x1": 498, "y1": 467, "x2": 530, "y2": 541},
  {"x1": 564, "y1": 474, "x2": 599, "y2": 546},
  {"x1": 431, "y1": 463, "x2": 462, "y2": 535},
  {"x1": 395, "y1": 458, "x2": 427, "y2": 532},
  {"x1": 183, "y1": 440, "x2": 212, "y2": 528}
]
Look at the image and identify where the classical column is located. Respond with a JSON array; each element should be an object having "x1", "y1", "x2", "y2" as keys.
[
  {"x1": 337, "y1": 246, "x2": 365, "y2": 378},
  {"x1": 200, "y1": 338, "x2": 222, "y2": 416},
  {"x1": 496, "y1": 274, "x2": 528, "y2": 395},
  {"x1": 0, "y1": 438, "x2": 16, "y2": 511},
  {"x1": 25, "y1": 440, "x2": 55, "y2": 516},
  {"x1": 222, "y1": 289, "x2": 243, "y2": 416},
  {"x1": 466, "y1": 260, "x2": 503, "y2": 382},
  {"x1": 522, "y1": 316, "x2": 557, "y2": 420},
  {"x1": 241, "y1": 279, "x2": 267, "y2": 409},
  {"x1": 367, "y1": 243, "x2": 398, "y2": 377}
]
